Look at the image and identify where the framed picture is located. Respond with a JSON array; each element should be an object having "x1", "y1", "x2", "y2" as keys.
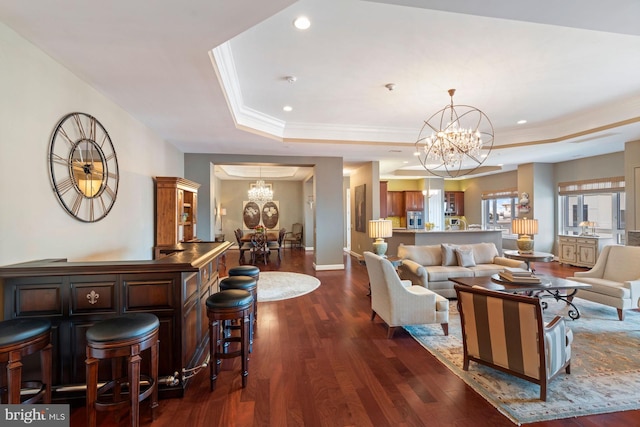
[
  {"x1": 355, "y1": 184, "x2": 366, "y2": 232},
  {"x1": 243, "y1": 200, "x2": 280, "y2": 231}
]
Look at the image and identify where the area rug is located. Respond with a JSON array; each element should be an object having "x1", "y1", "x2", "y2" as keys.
[
  {"x1": 254, "y1": 272, "x2": 320, "y2": 302},
  {"x1": 405, "y1": 297, "x2": 640, "y2": 425}
]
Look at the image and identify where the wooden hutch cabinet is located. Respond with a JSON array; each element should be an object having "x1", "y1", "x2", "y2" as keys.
[
  {"x1": 445, "y1": 191, "x2": 464, "y2": 216},
  {"x1": 155, "y1": 177, "x2": 200, "y2": 258}
]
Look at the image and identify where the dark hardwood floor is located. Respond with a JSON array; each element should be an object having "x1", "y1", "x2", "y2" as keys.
[{"x1": 71, "y1": 249, "x2": 640, "y2": 426}]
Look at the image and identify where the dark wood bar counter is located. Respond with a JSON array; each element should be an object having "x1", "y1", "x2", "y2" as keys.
[{"x1": 0, "y1": 241, "x2": 231, "y2": 401}]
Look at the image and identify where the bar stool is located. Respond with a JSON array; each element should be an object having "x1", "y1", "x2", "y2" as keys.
[
  {"x1": 220, "y1": 275, "x2": 258, "y2": 321},
  {"x1": 0, "y1": 318, "x2": 52, "y2": 404},
  {"x1": 219, "y1": 276, "x2": 258, "y2": 350},
  {"x1": 206, "y1": 289, "x2": 253, "y2": 390},
  {"x1": 85, "y1": 313, "x2": 159, "y2": 427},
  {"x1": 228, "y1": 265, "x2": 260, "y2": 282}
]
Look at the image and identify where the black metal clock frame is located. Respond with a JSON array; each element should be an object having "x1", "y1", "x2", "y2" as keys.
[{"x1": 48, "y1": 112, "x2": 119, "y2": 222}]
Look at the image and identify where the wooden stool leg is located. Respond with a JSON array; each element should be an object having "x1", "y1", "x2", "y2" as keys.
[
  {"x1": 112, "y1": 357, "x2": 123, "y2": 404},
  {"x1": 150, "y1": 339, "x2": 159, "y2": 419},
  {"x1": 210, "y1": 318, "x2": 220, "y2": 391},
  {"x1": 86, "y1": 356, "x2": 99, "y2": 427},
  {"x1": 41, "y1": 342, "x2": 53, "y2": 403},
  {"x1": 7, "y1": 349, "x2": 22, "y2": 404},
  {"x1": 128, "y1": 350, "x2": 142, "y2": 427},
  {"x1": 241, "y1": 310, "x2": 250, "y2": 388}
]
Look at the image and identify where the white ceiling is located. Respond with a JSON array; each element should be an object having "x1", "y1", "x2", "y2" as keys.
[{"x1": 2, "y1": 0, "x2": 640, "y2": 180}]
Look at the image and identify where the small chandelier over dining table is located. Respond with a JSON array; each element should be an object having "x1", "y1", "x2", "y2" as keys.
[
  {"x1": 248, "y1": 167, "x2": 273, "y2": 204},
  {"x1": 414, "y1": 89, "x2": 494, "y2": 178}
]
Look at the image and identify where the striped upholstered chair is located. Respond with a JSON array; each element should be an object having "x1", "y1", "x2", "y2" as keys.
[{"x1": 454, "y1": 284, "x2": 572, "y2": 401}]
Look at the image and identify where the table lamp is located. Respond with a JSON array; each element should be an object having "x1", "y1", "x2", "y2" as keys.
[
  {"x1": 368, "y1": 219, "x2": 393, "y2": 256},
  {"x1": 512, "y1": 218, "x2": 538, "y2": 253}
]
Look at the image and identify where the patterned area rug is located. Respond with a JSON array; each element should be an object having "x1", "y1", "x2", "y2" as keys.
[
  {"x1": 255, "y1": 272, "x2": 320, "y2": 302},
  {"x1": 405, "y1": 297, "x2": 640, "y2": 425}
]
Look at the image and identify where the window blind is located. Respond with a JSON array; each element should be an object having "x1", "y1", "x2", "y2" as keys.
[
  {"x1": 558, "y1": 177, "x2": 625, "y2": 195},
  {"x1": 481, "y1": 188, "x2": 518, "y2": 200}
]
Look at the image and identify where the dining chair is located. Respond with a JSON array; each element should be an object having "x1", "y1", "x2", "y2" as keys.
[
  {"x1": 268, "y1": 228, "x2": 286, "y2": 260},
  {"x1": 250, "y1": 232, "x2": 270, "y2": 265},
  {"x1": 284, "y1": 223, "x2": 303, "y2": 249},
  {"x1": 234, "y1": 228, "x2": 253, "y2": 263}
]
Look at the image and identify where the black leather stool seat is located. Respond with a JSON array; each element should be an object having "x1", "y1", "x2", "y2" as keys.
[
  {"x1": 219, "y1": 276, "x2": 257, "y2": 292},
  {"x1": 220, "y1": 276, "x2": 258, "y2": 326},
  {"x1": 228, "y1": 265, "x2": 260, "y2": 279},
  {"x1": 0, "y1": 318, "x2": 52, "y2": 404},
  {"x1": 0, "y1": 319, "x2": 51, "y2": 346},
  {"x1": 206, "y1": 289, "x2": 253, "y2": 310},
  {"x1": 86, "y1": 313, "x2": 159, "y2": 343}
]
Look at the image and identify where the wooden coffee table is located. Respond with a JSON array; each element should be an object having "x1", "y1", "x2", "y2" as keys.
[{"x1": 450, "y1": 274, "x2": 592, "y2": 320}]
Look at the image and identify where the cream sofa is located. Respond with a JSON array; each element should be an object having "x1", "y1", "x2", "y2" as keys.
[
  {"x1": 397, "y1": 242, "x2": 526, "y2": 298},
  {"x1": 570, "y1": 244, "x2": 640, "y2": 320}
]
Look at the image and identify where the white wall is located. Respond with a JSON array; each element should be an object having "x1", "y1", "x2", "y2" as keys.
[{"x1": 0, "y1": 22, "x2": 183, "y2": 264}]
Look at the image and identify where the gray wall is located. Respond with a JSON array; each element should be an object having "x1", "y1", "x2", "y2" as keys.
[
  {"x1": 217, "y1": 179, "x2": 304, "y2": 243},
  {"x1": 0, "y1": 22, "x2": 183, "y2": 264},
  {"x1": 184, "y1": 154, "x2": 344, "y2": 270}
]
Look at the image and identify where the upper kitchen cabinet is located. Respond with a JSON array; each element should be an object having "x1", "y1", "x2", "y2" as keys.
[
  {"x1": 404, "y1": 191, "x2": 424, "y2": 211},
  {"x1": 380, "y1": 181, "x2": 388, "y2": 218},
  {"x1": 387, "y1": 191, "x2": 405, "y2": 217},
  {"x1": 445, "y1": 191, "x2": 464, "y2": 216}
]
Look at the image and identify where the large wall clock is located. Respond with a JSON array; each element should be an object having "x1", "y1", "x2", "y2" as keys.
[{"x1": 48, "y1": 112, "x2": 119, "y2": 222}]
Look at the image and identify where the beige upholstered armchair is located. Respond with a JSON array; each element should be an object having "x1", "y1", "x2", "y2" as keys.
[
  {"x1": 455, "y1": 284, "x2": 572, "y2": 401},
  {"x1": 364, "y1": 252, "x2": 449, "y2": 339},
  {"x1": 570, "y1": 245, "x2": 640, "y2": 320}
]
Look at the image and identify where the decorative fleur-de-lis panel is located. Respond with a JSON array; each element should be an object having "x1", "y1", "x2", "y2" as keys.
[{"x1": 86, "y1": 290, "x2": 100, "y2": 305}]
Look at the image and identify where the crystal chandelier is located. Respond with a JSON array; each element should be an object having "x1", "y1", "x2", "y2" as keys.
[
  {"x1": 248, "y1": 168, "x2": 273, "y2": 204},
  {"x1": 415, "y1": 89, "x2": 494, "y2": 178}
]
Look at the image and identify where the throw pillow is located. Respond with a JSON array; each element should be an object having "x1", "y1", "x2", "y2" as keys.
[
  {"x1": 455, "y1": 247, "x2": 476, "y2": 267},
  {"x1": 441, "y1": 244, "x2": 459, "y2": 266},
  {"x1": 472, "y1": 242, "x2": 499, "y2": 264}
]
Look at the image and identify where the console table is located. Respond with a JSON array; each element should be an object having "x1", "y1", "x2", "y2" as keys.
[{"x1": 0, "y1": 241, "x2": 230, "y2": 401}]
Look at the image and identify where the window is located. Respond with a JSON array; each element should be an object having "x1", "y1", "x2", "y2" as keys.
[
  {"x1": 481, "y1": 188, "x2": 518, "y2": 233},
  {"x1": 558, "y1": 177, "x2": 625, "y2": 243}
]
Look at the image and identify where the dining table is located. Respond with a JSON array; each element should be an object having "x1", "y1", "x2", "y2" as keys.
[{"x1": 240, "y1": 232, "x2": 278, "y2": 242}]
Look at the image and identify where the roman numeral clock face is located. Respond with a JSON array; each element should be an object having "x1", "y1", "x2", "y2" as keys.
[{"x1": 48, "y1": 112, "x2": 119, "y2": 222}]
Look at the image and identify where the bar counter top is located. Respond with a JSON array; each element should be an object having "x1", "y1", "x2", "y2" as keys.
[
  {"x1": 392, "y1": 228, "x2": 494, "y2": 233},
  {"x1": 386, "y1": 229, "x2": 504, "y2": 256},
  {"x1": 0, "y1": 241, "x2": 231, "y2": 278}
]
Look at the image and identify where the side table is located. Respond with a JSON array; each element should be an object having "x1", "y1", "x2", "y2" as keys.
[{"x1": 503, "y1": 250, "x2": 554, "y2": 273}]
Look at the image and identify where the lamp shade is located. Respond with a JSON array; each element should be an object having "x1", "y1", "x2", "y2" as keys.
[
  {"x1": 368, "y1": 220, "x2": 393, "y2": 239},
  {"x1": 511, "y1": 218, "x2": 538, "y2": 236},
  {"x1": 220, "y1": 208, "x2": 227, "y2": 216}
]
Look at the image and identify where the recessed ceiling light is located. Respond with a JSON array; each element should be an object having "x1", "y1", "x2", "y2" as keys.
[
  {"x1": 517, "y1": 119, "x2": 527, "y2": 125},
  {"x1": 283, "y1": 105, "x2": 293, "y2": 112},
  {"x1": 293, "y1": 16, "x2": 311, "y2": 30},
  {"x1": 403, "y1": 161, "x2": 409, "y2": 164}
]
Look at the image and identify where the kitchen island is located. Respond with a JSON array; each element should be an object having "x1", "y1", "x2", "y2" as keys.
[
  {"x1": 386, "y1": 229, "x2": 504, "y2": 256},
  {"x1": 0, "y1": 241, "x2": 231, "y2": 401}
]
